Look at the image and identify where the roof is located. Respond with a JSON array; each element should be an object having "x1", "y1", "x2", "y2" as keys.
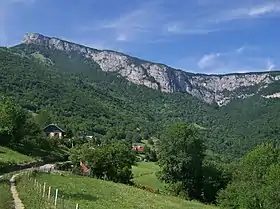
[{"x1": 43, "y1": 123, "x2": 66, "y2": 133}]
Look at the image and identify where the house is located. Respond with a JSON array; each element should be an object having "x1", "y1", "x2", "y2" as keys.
[
  {"x1": 43, "y1": 124, "x2": 66, "y2": 139},
  {"x1": 132, "y1": 145, "x2": 144, "y2": 153}
]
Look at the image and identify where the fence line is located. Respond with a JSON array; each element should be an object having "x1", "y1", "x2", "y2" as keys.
[{"x1": 21, "y1": 171, "x2": 80, "y2": 209}]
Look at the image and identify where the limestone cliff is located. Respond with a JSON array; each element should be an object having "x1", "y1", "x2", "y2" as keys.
[{"x1": 22, "y1": 33, "x2": 280, "y2": 105}]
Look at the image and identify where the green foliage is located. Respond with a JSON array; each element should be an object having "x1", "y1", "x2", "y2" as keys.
[
  {"x1": 147, "y1": 137, "x2": 154, "y2": 145},
  {"x1": 158, "y1": 123, "x2": 205, "y2": 200},
  {"x1": 70, "y1": 141, "x2": 136, "y2": 184},
  {"x1": 0, "y1": 97, "x2": 30, "y2": 145},
  {"x1": 217, "y1": 144, "x2": 280, "y2": 209},
  {"x1": 143, "y1": 145, "x2": 157, "y2": 162},
  {"x1": 0, "y1": 96, "x2": 69, "y2": 163},
  {"x1": 34, "y1": 109, "x2": 52, "y2": 128},
  {"x1": 201, "y1": 160, "x2": 231, "y2": 203},
  {"x1": 1, "y1": 45, "x2": 216, "y2": 152},
  {"x1": 158, "y1": 123, "x2": 230, "y2": 203},
  {"x1": 0, "y1": 97, "x2": 44, "y2": 149}
]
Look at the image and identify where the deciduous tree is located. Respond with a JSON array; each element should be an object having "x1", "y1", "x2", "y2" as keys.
[{"x1": 158, "y1": 122, "x2": 205, "y2": 200}]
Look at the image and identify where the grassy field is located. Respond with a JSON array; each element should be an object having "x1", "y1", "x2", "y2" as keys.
[
  {"x1": 132, "y1": 162, "x2": 166, "y2": 192},
  {"x1": 0, "y1": 176, "x2": 14, "y2": 209},
  {"x1": 17, "y1": 172, "x2": 218, "y2": 209},
  {"x1": 0, "y1": 146, "x2": 37, "y2": 164}
]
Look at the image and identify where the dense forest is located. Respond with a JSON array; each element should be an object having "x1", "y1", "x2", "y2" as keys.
[{"x1": 1, "y1": 44, "x2": 280, "y2": 160}]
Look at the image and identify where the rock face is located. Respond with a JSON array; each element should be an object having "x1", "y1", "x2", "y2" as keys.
[{"x1": 22, "y1": 33, "x2": 280, "y2": 105}]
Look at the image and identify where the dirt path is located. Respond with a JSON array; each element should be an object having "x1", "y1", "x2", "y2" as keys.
[
  {"x1": 7, "y1": 163, "x2": 56, "y2": 209},
  {"x1": 10, "y1": 174, "x2": 25, "y2": 209}
]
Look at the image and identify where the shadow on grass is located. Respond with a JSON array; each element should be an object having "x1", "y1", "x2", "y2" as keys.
[{"x1": 59, "y1": 190, "x2": 98, "y2": 201}]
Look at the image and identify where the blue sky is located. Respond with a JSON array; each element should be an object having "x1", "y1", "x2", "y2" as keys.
[{"x1": 0, "y1": 0, "x2": 280, "y2": 74}]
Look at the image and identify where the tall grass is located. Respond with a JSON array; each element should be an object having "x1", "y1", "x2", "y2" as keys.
[
  {"x1": 0, "y1": 176, "x2": 14, "y2": 209},
  {"x1": 17, "y1": 173, "x2": 75, "y2": 209}
]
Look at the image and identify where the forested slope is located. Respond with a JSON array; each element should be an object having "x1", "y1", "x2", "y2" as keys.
[{"x1": 1, "y1": 44, "x2": 280, "y2": 159}]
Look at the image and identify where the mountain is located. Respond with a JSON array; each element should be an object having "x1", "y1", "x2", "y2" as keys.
[
  {"x1": 1, "y1": 44, "x2": 213, "y2": 141},
  {"x1": 22, "y1": 33, "x2": 280, "y2": 106},
  {"x1": 1, "y1": 32, "x2": 280, "y2": 160}
]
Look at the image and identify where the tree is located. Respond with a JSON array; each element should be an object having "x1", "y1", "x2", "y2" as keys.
[
  {"x1": 69, "y1": 141, "x2": 136, "y2": 184},
  {"x1": 0, "y1": 97, "x2": 29, "y2": 146},
  {"x1": 144, "y1": 145, "x2": 157, "y2": 162},
  {"x1": 0, "y1": 96, "x2": 52, "y2": 154},
  {"x1": 147, "y1": 137, "x2": 154, "y2": 145},
  {"x1": 217, "y1": 143, "x2": 280, "y2": 209},
  {"x1": 201, "y1": 160, "x2": 231, "y2": 203},
  {"x1": 158, "y1": 122, "x2": 205, "y2": 200}
]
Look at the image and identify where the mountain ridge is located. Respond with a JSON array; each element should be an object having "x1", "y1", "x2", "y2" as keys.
[
  {"x1": 20, "y1": 32, "x2": 280, "y2": 106},
  {"x1": 3, "y1": 39, "x2": 280, "y2": 159}
]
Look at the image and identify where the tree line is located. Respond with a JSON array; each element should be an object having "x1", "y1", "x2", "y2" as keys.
[{"x1": 1, "y1": 95, "x2": 280, "y2": 208}]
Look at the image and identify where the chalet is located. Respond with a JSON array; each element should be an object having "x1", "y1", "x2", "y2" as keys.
[{"x1": 43, "y1": 124, "x2": 66, "y2": 139}]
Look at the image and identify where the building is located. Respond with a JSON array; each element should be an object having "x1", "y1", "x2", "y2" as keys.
[
  {"x1": 43, "y1": 124, "x2": 66, "y2": 139},
  {"x1": 132, "y1": 145, "x2": 144, "y2": 153}
]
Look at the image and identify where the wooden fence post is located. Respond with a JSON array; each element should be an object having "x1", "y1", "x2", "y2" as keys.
[
  {"x1": 48, "y1": 186, "x2": 51, "y2": 200},
  {"x1": 42, "y1": 183, "x2": 46, "y2": 197},
  {"x1": 39, "y1": 184, "x2": 42, "y2": 195},
  {"x1": 54, "y1": 189, "x2": 58, "y2": 207},
  {"x1": 61, "y1": 196, "x2": 64, "y2": 209}
]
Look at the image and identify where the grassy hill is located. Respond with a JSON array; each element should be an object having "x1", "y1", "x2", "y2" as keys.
[
  {"x1": 17, "y1": 172, "x2": 218, "y2": 209},
  {"x1": 0, "y1": 146, "x2": 37, "y2": 164},
  {"x1": 132, "y1": 162, "x2": 166, "y2": 192}
]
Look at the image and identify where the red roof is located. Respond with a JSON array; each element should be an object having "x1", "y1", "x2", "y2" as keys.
[{"x1": 132, "y1": 145, "x2": 144, "y2": 153}]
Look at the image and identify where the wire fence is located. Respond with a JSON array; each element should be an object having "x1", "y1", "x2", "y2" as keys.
[{"x1": 18, "y1": 171, "x2": 80, "y2": 209}]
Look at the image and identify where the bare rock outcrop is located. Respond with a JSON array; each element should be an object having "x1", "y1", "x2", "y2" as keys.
[{"x1": 22, "y1": 33, "x2": 280, "y2": 106}]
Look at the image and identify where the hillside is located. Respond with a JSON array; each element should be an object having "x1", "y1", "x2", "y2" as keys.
[
  {"x1": 132, "y1": 162, "x2": 165, "y2": 192},
  {"x1": 0, "y1": 146, "x2": 37, "y2": 165},
  {"x1": 0, "y1": 34, "x2": 279, "y2": 159},
  {"x1": 17, "y1": 172, "x2": 218, "y2": 209},
  {"x1": 1, "y1": 45, "x2": 214, "y2": 140}
]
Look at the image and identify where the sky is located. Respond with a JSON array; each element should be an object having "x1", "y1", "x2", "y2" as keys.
[{"x1": 0, "y1": 0, "x2": 280, "y2": 74}]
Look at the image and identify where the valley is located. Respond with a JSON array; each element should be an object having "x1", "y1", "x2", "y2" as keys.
[{"x1": 1, "y1": 33, "x2": 280, "y2": 209}]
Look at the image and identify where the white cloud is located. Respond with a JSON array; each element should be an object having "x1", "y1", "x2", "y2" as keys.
[
  {"x1": 116, "y1": 34, "x2": 127, "y2": 42},
  {"x1": 79, "y1": 1, "x2": 280, "y2": 45},
  {"x1": 166, "y1": 22, "x2": 218, "y2": 35},
  {"x1": 196, "y1": 46, "x2": 278, "y2": 74},
  {"x1": 267, "y1": 59, "x2": 276, "y2": 71},
  {"x1": 81, "y1": 1, "x2": 167, "y2": 43},
  {"x1": 165, "y1": 1, "x2": 280, "y2": 36},
  {"x1": 248, "y1": 4, "x2": 280, "y2": 16},
  {"x1": 236, "y1": 46, "x2": 245, "y2": 54},
  {"x1": 197, "y1": 53, "x2": 221, "y2": 69},
  {"x1": 211, "y1": 2, "x2": 280, "y2": 23}
]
